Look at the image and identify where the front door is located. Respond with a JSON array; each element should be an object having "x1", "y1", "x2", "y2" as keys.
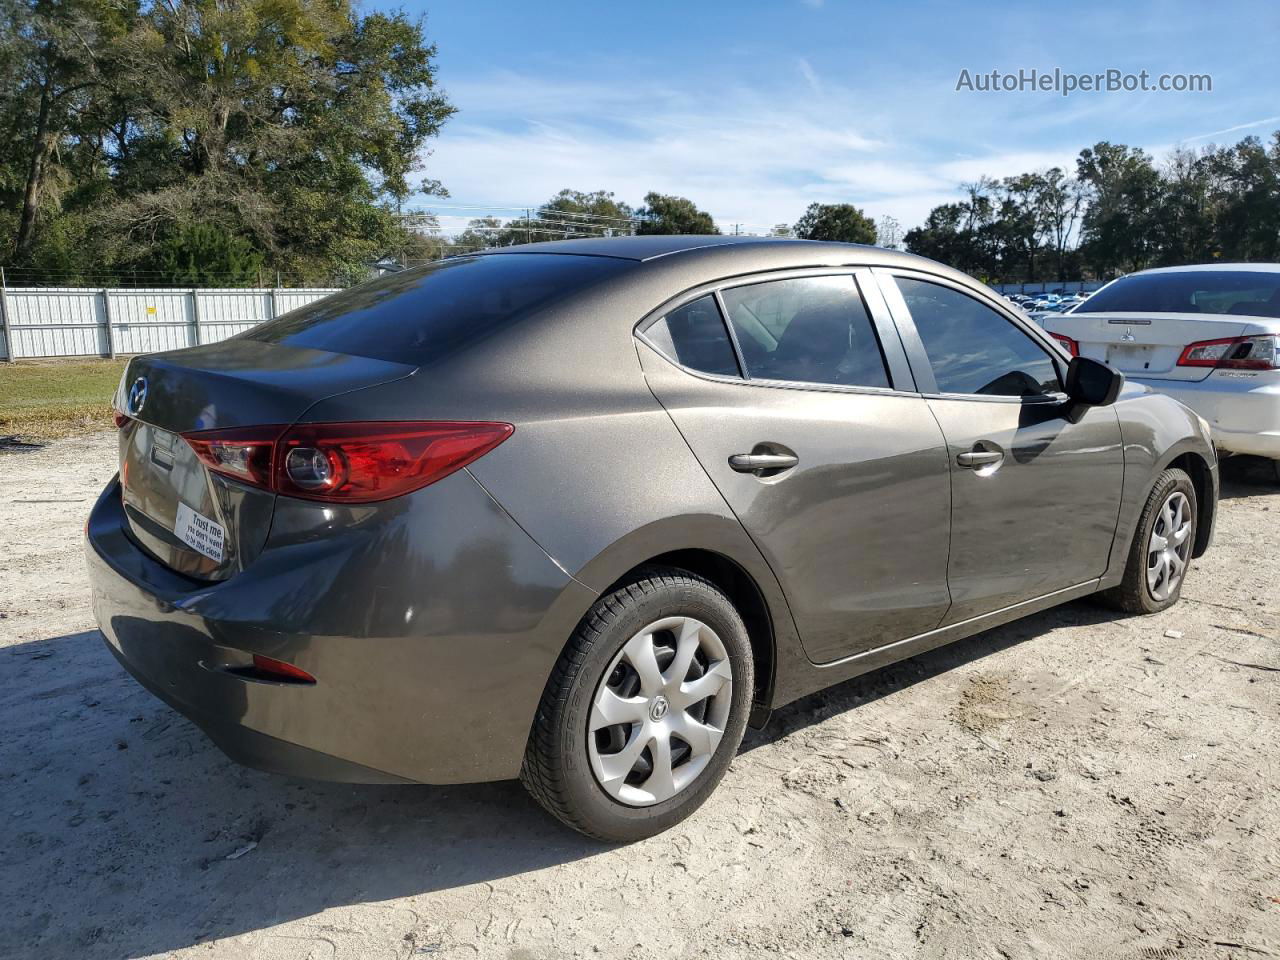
[
  {"x1": 637, "y1": 271, "x2": 953, "y2": 663},
  {"x1": 878, "y1": 271, "x2": 1125, "y2": 623}
]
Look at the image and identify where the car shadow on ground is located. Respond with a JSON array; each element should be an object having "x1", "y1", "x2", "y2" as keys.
[
  {"x1": 5, "y1": 591, "x2": 1128, "y2": 958},
  {"x1": 744, "y1": 597, "x2": 1122, "y2": 752},
  {"x1": 1218, "y1": 454, "x2": 1279, "y2": 500}
]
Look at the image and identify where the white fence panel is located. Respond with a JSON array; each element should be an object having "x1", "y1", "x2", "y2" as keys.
[
  {"x1": 274, "y1": 289, "x2": 338, "y2": 315},
  {"x1": 0, "y1": 286, "x2": 339, "y2": 359},
  {"x1": 6, "y1": 287, "x2": 108, "y2": 358},
  {"x1": 195, "y1": 290, "x2": 275, "y2": 344},
  {"x1": 108, "y1": 290, "x2": 194, "y2": 355}
]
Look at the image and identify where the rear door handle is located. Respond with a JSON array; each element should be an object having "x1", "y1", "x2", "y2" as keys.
[
  {"x1": 729, "y1": 453, "x2": 799, "y2": 474},
  {"x1": 956, "y1": 450, "x2": 1003, "y2": 468}
]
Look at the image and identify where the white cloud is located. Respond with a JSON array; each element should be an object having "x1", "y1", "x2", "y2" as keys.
[
  {"x1": 418, "y1": 67, "x2": 1226, "y2": 237},
  {"x1": 797, "y1": 57, "x2": 823, "y2": 97},
  {"x1": 1183, "y1": 115, "x2": 1280, "y2": 144}
]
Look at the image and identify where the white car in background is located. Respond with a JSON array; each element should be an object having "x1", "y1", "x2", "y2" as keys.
[{"x1": 1045, "y1": 264, "x2": 1280, "y2": 480}]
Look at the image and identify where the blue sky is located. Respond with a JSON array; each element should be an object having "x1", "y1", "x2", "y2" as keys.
[{"x1": 408, "y1": 0, "x2": 1280, "y2": 235}]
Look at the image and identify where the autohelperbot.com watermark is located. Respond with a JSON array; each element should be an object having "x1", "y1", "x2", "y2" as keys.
[{"x1": 955, "y1": 67, "x2": 1212, "y2": 97}]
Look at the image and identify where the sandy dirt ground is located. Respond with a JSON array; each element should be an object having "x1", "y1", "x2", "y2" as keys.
[{"x1": 2, "y1": 433, "x2": 1278, "y2": 960}]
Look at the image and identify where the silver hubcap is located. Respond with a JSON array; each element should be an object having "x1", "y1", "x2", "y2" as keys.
[
  {"x1": 587, "y1": 616, "x2": 733, "y2": 807},
  {"x1": 1147, "y1": 491, "x2": 1192, "y2": 601}
]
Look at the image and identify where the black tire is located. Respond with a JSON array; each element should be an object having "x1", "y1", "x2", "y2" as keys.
[
  {"x1": 1100, "y1": 468, "x2": 1198, "y2": 614},
  {"x1": 520, "y1": 566, "x2": 754, "y2": 842}
]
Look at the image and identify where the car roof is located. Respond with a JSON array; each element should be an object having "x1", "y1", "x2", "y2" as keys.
[
  {"x1": 471, "y1": 234, "x2": 986, "y2": 290},
  {"x1": 1130, "y1": 262, "x2": 1280, "y2": 275},
  {"x1": 475, "y1": 235, "x2": 786, "y2": 262}
]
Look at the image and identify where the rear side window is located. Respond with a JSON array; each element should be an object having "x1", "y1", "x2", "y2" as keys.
[
  {"x1": 719, "y1": 276, "x2": 890, "y2": 388},
  {"x1": 644, "y1": 296, "x2": 741, "y2": 377},
  {"x1": 1075, "y1": 270, "x2": 1280, "y2": 317},
  {"x1": 244, "y1": 254, "x2": 632, "y2": 364},
  {"x1": 896, "y1": 277, "x2": 1061, "y2": 397}
]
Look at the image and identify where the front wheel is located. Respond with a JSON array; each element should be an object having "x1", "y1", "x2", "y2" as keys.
[
  {"x1": 521, "y1": 566, "x2": 753, "y2": 842},
  {"x1": 1101, "y1": 468, "x2": 1198, "y2": 614}
]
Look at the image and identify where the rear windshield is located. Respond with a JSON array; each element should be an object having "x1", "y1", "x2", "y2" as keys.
[
  {"x1": 244, "y1": 254, "x2": 632, "y2": 363},
  {"x1": 1076, "y1": 271, "x2": 1280, "y2": 317}
]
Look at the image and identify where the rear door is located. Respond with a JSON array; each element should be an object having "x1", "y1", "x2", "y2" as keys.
[
  {"x1": 638, "y1": 268, "x2": 953, "y2": 664},
  {"x1": 877, "y1": 269, "x2": 1124, "y2": 623}
]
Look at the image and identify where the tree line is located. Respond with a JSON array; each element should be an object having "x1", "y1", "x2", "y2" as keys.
[
  {"x1": 449, "y1": 192, "x2": 880, "y2": 251},
  {"x1": 904, "y1": 135, "x2": 1280, "y2": 283}
]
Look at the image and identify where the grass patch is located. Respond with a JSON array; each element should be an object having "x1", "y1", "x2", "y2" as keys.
[{"x1": 0, "y1": 359, "x2": 126, "y2": 441}]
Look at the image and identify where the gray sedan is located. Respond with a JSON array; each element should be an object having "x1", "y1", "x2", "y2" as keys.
[{"x1": 86, "y1": 236, "x2": 1217, "y2": 841}]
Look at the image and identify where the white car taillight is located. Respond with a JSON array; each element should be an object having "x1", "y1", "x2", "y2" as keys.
[{"x1": 1177, "y1": 334, "x2": 1280, "y2": 370}]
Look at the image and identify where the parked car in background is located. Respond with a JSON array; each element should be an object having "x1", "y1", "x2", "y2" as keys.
[
  {"x1": 1045, "y1": 264, "x2": 1280, "y2": 481},
  {"x1": 86, "y1": 237, "x2": 1218, "y2": 842}
]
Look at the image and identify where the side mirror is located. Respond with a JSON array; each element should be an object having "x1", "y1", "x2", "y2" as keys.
[{"x1": 1064, "y1": 356, "x2": 1123, "y2": 407}]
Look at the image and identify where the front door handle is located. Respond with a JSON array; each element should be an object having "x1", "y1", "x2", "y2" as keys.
[
  {"x1": 729, "y1": 452, "x2": 799, "y2": 474},
  {"x1": 956, "y1": 449, "x2": 1003, "y2": 469}
]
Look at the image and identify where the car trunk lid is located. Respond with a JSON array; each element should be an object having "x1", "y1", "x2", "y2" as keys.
[
  {"x1": 116, "y1": 339, "x2": 415, "y2": 580},
  {"x1": 1043, "y1": 311, "x2": 1252, "y2": 382}
]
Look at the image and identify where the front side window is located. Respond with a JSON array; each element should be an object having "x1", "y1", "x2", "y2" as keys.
[
  {"x1": 719, "y1": 276, "x2": 890, "y2": 388},
  {"x1": 895, "y1": 277, "x2": 1061, "y2": 397},
  {"x1": 644, "y1": 295, "x2": 741, "y2": 377}
]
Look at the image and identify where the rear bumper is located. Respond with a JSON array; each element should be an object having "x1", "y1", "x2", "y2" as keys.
[
  {"x1": 86, "y1": 472, "x2": 595, "y2": 785},
  {"x1": 1131, "y1": 372, "x2": 1280, "y2": 458}
]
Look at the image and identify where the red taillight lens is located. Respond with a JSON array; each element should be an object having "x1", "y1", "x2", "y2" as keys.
[
  {"x1": 250, "y1": 654, "x2": 316, "y2": 684},
  {"x1": 1178, "y1": 334, "x2": 1280, "y2": 370},
  {"x1": 1049, "y1": 331, "x2": 1079, "y2": 356},
  {"x1": 113, "y1": 410, "x2": 130, "y2": 429},
  {"x1": 181, "y1": 421, "x2": 513, "y2": 503},
  {"x1": 275, "y1": 422, "x2": 514, "y2": 502},
  {"x1": 183, "y1": 425, "x2": 283, "y2": 487}
]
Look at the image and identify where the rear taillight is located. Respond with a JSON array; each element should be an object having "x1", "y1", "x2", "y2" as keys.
[
  {"x1": 1178, "y1": 334, "x2": 1280, "y2": 370},
  {"x1": 183, "y1": 426, "x2": 280, "y2": 487},
  {"x1": 182, "y1": 421, "x2": 514, "y2": 503},
  {"x1": 113, "y1": 410, "x2": 130, "y2": 429},
  {"x1": 1049, "y1": 331, "x2": 1079, "y2": 356}
]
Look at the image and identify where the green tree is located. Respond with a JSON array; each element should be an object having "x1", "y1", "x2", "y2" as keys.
[
  {"x1": 483, "y1": 189, "x2": 637, "y2": 246},
  {"x1": 153, "y1": 222, "x2": 263, "y2": 286},
  {"x1": 792, "y1": 202, "x2": 876, "y2": 244},
  {"x1": 635, "y1": 192, "x2": 718, "y2": 234},
  {"x1": 0, "y1": 0, "x2": 126, "y2": 259},
  {"x1": 2, "y1": 0, "x2": 454, "y2": 284},
  {"x1": 1076, "y1": 142, "x2": 1163, "y2": 274}
]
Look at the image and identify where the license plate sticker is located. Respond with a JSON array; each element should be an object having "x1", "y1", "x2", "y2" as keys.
[{"x1": 174, "y1": 502, "x2": 225, "y2": 563}]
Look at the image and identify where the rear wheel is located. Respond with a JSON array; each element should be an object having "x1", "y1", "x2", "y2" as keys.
[
  {"x1": 521, "y1": 566, "x2": 753, "y2": 842},
  {"x1": 1101, "y1": 468, "x2": 1197, "y2": 614}
]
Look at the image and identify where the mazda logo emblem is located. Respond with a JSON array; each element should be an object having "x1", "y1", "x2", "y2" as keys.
[
  {"x1": 127, "y1": 377, "x2": 148, "y2": 416},
  {"x1": 649, "y1": 696, "x2": 669, "y2": 722}
]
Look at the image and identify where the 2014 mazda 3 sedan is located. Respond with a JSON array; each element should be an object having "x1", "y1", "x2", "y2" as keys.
[{"x1": 86, "y1": 236, "x2": 1218, "y2": 841}]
